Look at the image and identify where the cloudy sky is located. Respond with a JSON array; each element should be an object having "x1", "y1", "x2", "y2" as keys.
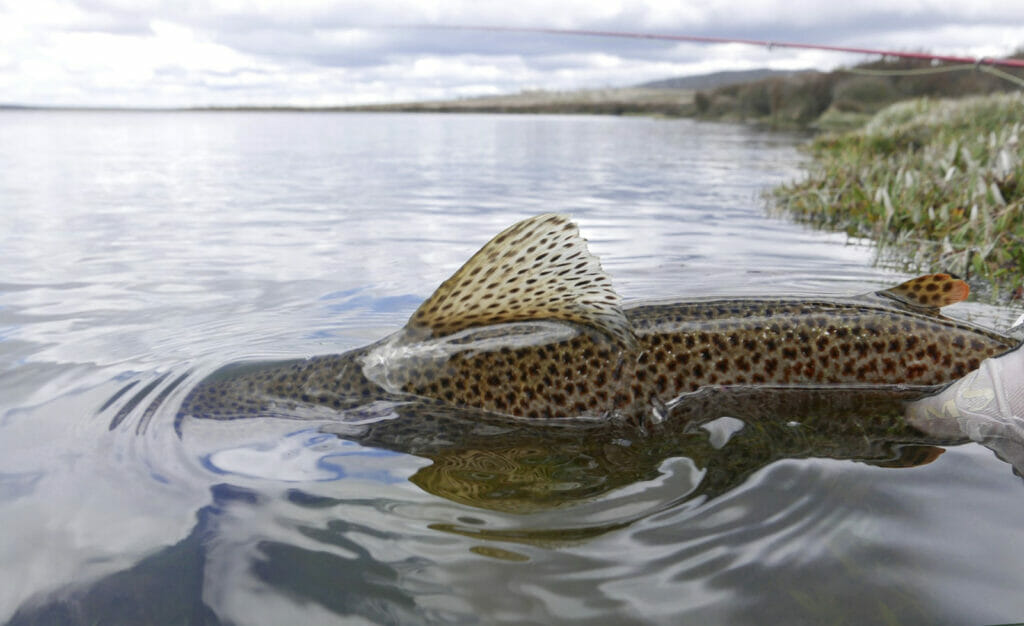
[{"x1": 1, "y1": 0, "x2": 1021, "y2": 107}]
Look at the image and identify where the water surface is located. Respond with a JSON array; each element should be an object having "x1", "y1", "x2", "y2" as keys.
[{"x1": 1, "y1": 111, "x2": 1023, "y2": 625}]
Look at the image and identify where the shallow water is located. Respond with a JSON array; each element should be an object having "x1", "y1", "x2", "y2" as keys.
[{"x1": 1, "y1": 111, "x2": 1023, "y2": 625}]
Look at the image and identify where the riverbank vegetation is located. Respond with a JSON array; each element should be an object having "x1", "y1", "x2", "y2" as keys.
[
  {"x1": 769, "y1": 92, "x2": 1024, "y2": 298},
  {"x1": 694, "y1": 54, "x2": 1023, "y2": 129}
]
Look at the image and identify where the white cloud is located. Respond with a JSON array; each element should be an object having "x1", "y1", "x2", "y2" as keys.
[{"x1": 0, "y1": 0, "x2": 1020, "y2": 107}]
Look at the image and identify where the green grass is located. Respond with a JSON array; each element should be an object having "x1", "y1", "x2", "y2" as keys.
[{"x1": 769, "y1": 92, "x2": 1024, "y2": 298}]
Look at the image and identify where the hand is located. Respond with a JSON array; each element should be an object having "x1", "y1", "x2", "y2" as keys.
[{"x1": 906, "y1": 344, "x2": 1024, "y2": 474}]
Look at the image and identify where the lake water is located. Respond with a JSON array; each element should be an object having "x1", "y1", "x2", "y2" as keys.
[{"x1": 1, "y1": 111, "x2": 1023, "y2": 625}]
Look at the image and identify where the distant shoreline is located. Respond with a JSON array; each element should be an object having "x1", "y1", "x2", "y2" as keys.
[
  {"x1": 0, "y1": 68, "x2": 803, "y2": 118},
  {"x1": 5, "y1": 56, "x2": 1019, "y2": 131},
  {"x1": 0, "y1": 87, "x2": 696, "y2": 117}
]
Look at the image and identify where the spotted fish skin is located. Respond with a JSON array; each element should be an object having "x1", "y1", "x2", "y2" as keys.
[
  {"x1": 177, "y1": 215, "x2": 1017, "y2": 425},
  {"x1": 629, "y1": 297, "x2": 1009, "y2": 392},
  {"x1": 389, "y1": 298, "x2": 1012, "y2": 420},
  {"x1": 176, "y1": 346, "x2": 419, "y2": 425}
]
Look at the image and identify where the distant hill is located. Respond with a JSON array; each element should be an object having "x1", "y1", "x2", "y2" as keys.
[{"x1": 637, "y1": 69, "x2": 813, "y2": 90}]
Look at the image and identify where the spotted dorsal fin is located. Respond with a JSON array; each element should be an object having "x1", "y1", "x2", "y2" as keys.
[
  {"x1": 407, "y1": 214, "x2": 635, "y2": 346},
  {"x1": 878, "y1": 273, "x2": 970, "y2": 310}
]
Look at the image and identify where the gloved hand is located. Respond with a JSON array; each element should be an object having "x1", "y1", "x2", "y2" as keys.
[{"x1": 906, "y1": 344, "x2": 1024, "y2": 473}]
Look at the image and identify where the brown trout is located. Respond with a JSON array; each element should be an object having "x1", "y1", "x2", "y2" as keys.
[{"x1": 178, "y1": 214, "x2": 1017, "y2": 426}]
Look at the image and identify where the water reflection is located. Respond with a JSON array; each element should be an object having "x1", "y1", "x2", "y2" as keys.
[
  {"x1": 190, "y1": 384, "x2": 960, "y2": 522},
  {"x1": 10, "y1": 483, "x2": 464, "y2": 625},
  {"x1": 11, "y1": 382, "x2": 978, "y2": 626},
  {"x1": 18, "y1": 380, "x2": 1008, "y2": 625}
]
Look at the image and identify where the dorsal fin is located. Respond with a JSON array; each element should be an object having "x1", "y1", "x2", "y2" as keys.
[
  {"x1": 407, "y1": 214, "x2": 635, "y2": 346},
  {"x1": 878, "y1": 273, "x2": 970, "y2": 310}
]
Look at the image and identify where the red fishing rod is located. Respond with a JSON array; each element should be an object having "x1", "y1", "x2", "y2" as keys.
[{"x1": 417, "y1": 24, "x2": 1024, "y2": 69}]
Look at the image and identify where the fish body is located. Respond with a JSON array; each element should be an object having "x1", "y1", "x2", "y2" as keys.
[
  {"x1": 388, "y1": 296, "x2": 1011, "y2": 420},
  {"x1": 178, "y1": 214, "x2": 1015, "y2": 425}
]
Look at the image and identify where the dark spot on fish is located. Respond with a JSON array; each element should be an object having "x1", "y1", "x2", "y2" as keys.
[
  {"x1": 857, "y1": 361, "x2": 878, "y2": 377},
  {"x1": 907, "y1": 364, "x2": 928, "y2": 379}
]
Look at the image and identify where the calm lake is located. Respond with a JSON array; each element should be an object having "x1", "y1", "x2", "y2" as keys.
[{"x1": 1, "y1": 111, "x2": 1023, "y2": 625}]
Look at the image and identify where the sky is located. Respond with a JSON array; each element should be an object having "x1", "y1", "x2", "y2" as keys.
[{"x1": 1, "y1": 1, "x2": 1021, "y2": 108}]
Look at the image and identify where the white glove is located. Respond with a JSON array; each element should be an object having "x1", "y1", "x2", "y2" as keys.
[{"x1": 906, "y1": 345, "x2": 1024, "y2": 473}]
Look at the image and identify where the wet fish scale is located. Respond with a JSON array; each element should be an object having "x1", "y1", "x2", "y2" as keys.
[
  {"x1": 402, "y1": 328, "x2": 625, "y2": 418},
  {"x1": 629, "y1": 299, "x2": 1008, "y2": 386},
  {"x1": 395, "y1": 298, "x2": 1012, "y2": 420},
  {"x1": 177, "y1": 348, "x2": 395, "y2": 424}
]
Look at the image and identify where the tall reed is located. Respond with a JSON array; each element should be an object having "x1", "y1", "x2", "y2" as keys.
[{"x1": 770, "y1": 93, "x2": 1024, "y2": 298}]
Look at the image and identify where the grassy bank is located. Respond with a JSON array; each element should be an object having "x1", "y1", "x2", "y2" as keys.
[{"x1": 769, "y1": 92, "x2": 1024, "y2": 298}]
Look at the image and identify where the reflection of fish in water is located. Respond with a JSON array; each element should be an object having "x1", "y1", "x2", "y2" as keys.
[
  {"x1": 318, "y1": 385, "x2": 963, "y2": 515},
  {"x1": 178, "y1": 213, "x2": 1016, "y2": 427}
]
